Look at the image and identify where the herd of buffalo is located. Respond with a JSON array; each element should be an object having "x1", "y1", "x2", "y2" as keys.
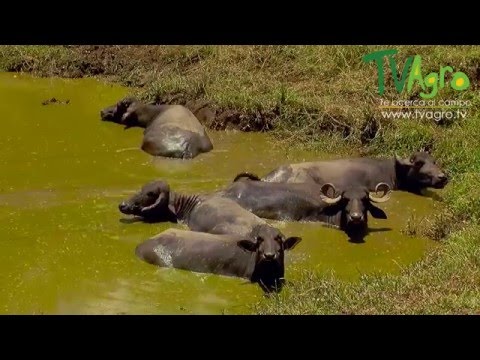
[{"x1": 101, "y1": 97, "x2": 449, "y2": 293}]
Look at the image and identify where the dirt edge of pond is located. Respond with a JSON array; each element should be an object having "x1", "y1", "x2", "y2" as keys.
[{"x1": 0, "y1": 45, "x2": 402, "y2": 140}]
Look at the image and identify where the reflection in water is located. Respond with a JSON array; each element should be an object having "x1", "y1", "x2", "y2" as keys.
[{"x1": 0, "y1": 73, "x2": 440, "y2": 314}]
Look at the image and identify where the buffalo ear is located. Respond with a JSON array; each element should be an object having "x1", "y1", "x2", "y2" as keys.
[
  {"x1": 284, "y1": 237, "x2": 302, "y2": 251},
  {"x1": 368, "y1": 204, "x2": 388, "y2": 219},
  {"x1": 237, "y1": 240, "x2": 257, "y2": 252}
]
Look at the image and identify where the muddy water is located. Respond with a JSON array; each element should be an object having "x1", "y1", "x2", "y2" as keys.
[{"x1": 0, "y1": 73, "x2": 440, "y2": 314}]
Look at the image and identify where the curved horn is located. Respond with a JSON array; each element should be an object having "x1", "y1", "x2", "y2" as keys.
[
  {"x1": 368, "y1": 182, "x2": 392, "y2": 203},
  {"x1": 233, "y1": 172, "x2": 261, "y2": 182},
  {"x1": 319, "y1": 183, "x2": 342, "y2": 204},
  {"x1": 140, "y1": 192, "x2": 167, "y2": 213}
]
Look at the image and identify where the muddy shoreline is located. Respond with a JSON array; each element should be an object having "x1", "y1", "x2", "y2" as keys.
[{"x1": 1, "y1": 45, "x2": 378, "y2": 138}]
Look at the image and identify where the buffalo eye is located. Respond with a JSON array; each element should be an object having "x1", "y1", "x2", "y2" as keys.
[
  {"x1": 147, "y1": 191, "x2": 157, "y2": 197},
  {"x1": 255, "y1": 236, "x2": 264, "y2": 243}
]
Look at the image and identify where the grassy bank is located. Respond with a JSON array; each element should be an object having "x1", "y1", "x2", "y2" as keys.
[
  {"x1": 1, "y1": 45, "x2": 479, "y2": 314},
  {"x1": 257, "y1": 225, "x2": 480, "y2": 315}
]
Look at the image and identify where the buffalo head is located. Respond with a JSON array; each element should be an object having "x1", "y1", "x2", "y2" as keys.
[
  {"x1": 319, "y1": 182, "x2": 392, "y2": 240},
  {"x1": 100, "y1": 97, "x2": 138, "y2": 125},
  {"x1": 395, "y1": 152, "x2": 448, "y2": 191},
  {"x1": 237, "y1": 224, "x2": 302, "y2": 293},
  {"x1": 119, "y1": 101, "x2": 161, "y2": 129},
  {"x1": 120, "y1": 101, "x2": 145, "y2": 129},
  {"x1": 119, "y1": 180, "x2": 172, "y2": 221}
]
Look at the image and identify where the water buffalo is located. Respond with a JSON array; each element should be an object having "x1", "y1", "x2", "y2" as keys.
[
  {"x1": 221, "y1": 173, "x2": 391, "y2": 241},
  {"x1": 219, "y1": 172, "x2": 328, "y2": 221},
  {"x1": 135, "y1": 228, "x2": 301, "y2": 292},
  {"x1": 118, "y1": 180, "x2": 302, "y2": 250},
  {"x1": 261, "y1": 152, "x2": 448, "y2": 195},
  {"x1": 100, "y1": 97, "x2": 213, "y2": 159}
]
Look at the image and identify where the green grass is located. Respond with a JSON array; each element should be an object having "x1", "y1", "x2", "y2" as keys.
[
  {"x1": 1, "y1": 45, "x2": 479, "y2": 314},
  {"x1": 256, "y1": 225, "x2": 480, "y2": 315},
  {"x1": 1, "y1": 45, "x2": 478, "y2": 136}
]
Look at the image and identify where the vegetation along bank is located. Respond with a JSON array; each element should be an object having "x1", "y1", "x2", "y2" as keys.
[{"x1": 1, "y1": 45, "x2": 479, "y2": 314}]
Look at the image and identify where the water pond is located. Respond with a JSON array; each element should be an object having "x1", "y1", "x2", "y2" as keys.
[{"x1": 0, "y1": 73, "x2": 440, "y2": 314}]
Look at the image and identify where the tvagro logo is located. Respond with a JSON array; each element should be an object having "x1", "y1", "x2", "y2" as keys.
[
  {"x1": 363, "y1": 49, "x2": 472, "y2": 122},
  {"x1": 362, "y1": 49, "x2": 470, "y2": 99}
]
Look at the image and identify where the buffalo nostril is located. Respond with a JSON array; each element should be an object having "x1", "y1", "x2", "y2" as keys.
[
  {"x1": 350, "y1": 212, "x2": 362, "y2": 220},
  {"x1": 439, "y1": 173, "x2": 447, "y2": 180}
]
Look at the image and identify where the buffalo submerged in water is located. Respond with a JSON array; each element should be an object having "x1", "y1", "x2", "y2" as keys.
[
  {"x1": 257, "y1": 151, "x2": 448, "y2": 195},
  {"x1": 136, "y1": 228, "x2": 301, "y2": 293},
  {"x1": 119, "y1": 180, "x2": 302, "y2": 292},
  {"x1": 221, "y1": 173, "x2": 392, "y2": 242},
  {"x1": 118, "y1": 180, "x2": 301, "y2": 243},
  {"x1": 100, "y1": 97, "x2": 213, "y2": 159}
]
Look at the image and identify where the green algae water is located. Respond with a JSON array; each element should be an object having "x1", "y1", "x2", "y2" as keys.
[{"x1": 0, "y1": 73, "x2": 440, "y2": 314}]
